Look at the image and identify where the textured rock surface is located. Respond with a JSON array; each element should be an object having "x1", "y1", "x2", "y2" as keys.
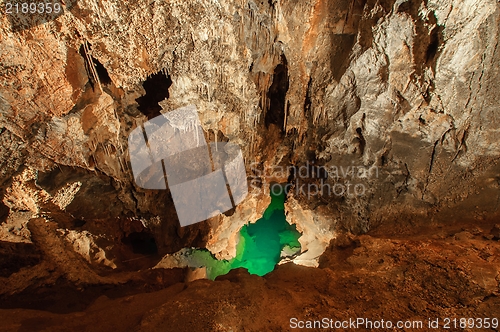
[
  {"x1": 0, "y1": 225, "x2": 499, "y2": 331},
  {"x1": 0, "y1": 0, "x2": 499, "y2": 325},
  {"x1": 1, "y1": 0, "x2": 498, "y2": 233}
]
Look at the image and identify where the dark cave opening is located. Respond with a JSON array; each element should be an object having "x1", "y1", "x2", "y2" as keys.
[
  {"x1": 265, "y1": 55, "x2": 289, "y2": 132},
  {"x1": 135, "y1": 72, "x2": 173, "y2": 120},
  {"x1": 426, "y1": 25, "x2": 444, "y2": 64},
  {"x1": 78, "y1": 44, "x2": 112, "y2": 89},
  {"x1": 93, "y1": 58, "x2": 112, "y2": 85},
  {"x1": 122, "y1": 232, "x2": 158, "y2": 255}
]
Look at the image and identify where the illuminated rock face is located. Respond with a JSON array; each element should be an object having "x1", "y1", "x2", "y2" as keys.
[{"x1": 0, "y1": 0, "x2": 499, "y2": 296}]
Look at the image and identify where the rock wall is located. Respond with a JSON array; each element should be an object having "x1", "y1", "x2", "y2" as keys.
[{"x1": 1, "y1": 0, "x2": 499, "y2": 267}]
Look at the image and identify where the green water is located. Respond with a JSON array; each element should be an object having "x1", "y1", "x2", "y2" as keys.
[{"x1": 187, "y1": 185, "x2": 302, "y2": 279}]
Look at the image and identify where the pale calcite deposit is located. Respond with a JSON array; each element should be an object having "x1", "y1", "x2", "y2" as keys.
[{"x1": 59, "y1": 229, "x2": 117, "y2": 268}]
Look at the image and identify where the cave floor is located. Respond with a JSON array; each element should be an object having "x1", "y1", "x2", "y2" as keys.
[{"x1": 0, "y1": 220, "x2": 499, "y2": 332}]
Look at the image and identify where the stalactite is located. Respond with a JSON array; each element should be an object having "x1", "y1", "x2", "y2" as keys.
[
  {"x1": 257, "y1": 29, "x2": 260, "y2": 50},
  {"x1": 103, "y1": 143, "x2": 109, "y2": 157},
  {"x1": 83, "y1": 41, "x2": 102, "y2": 93},
  {"x1": 283, "y1": 101, "x2": 288, "y2": 132},
  {"x1": 239, "y1": 14, "x2": 244, "y2": 39},
  {"x1": 311, "y1": 105, "x2": 327, "y2": 126},
  {"x1": 118, "y1": 155, "x2": 124, "y2": 173},
  {"x1": 91, "y1": 154, "x2": 98, "y2": 174},
  {"x1": 255, "y1": 108, "x2": 261, "y2": 127},
  {"x1": 250, "y1": 130, "x2": 254, "y2": 156},
  {"x1": 266, "y1": 26, "x2": 271, "y2": 49},
  {"x1": 200, "y1": 82, "x2": 208, "y2": 101},
  {"x1": 214, "y1": 129, "x2": 218, "y2": 152}
]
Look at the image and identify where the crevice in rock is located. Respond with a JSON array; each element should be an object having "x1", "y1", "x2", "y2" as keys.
[
  {"x1": 451, "y1": 128, "x2": 469, "y2": 162},
  {"x1": 428, "y1": 140, "x2": 439, "y2": 174},
  {"x1": 422, "y1": 140, "x2": 440, "y2": 200},
  {"x1": 396, "y1": 162, "x2": 411, "y2": 198},
  {"x1": 426, "y1": 25, "x2": 443, "y2": 65},
  {"x1": 136, "y1": 72, "x2": 173, "y2": 120},
  {"x1": 329, "y1": 34, "x2": 356, "y2": 81},
  {"x1": 355, "y1": 127, "x2": 366, "y2": 155},
  {"x1": 265, "y1": 55, "x2": 289, "y2": 133},
  {"x1": 78, "y1": 43, "x2": 112, "y2": 90},
  {"x1": 398, "y1": 1, "x2": 444, "y2": 77}
]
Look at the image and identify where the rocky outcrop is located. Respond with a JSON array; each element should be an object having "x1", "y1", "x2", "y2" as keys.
[
  {"x1": 0, "y1": 0, "x2": 499, "y2": 285},
  {"x1": 1, "y1": 226, "x2": 499, "y2": 331}
]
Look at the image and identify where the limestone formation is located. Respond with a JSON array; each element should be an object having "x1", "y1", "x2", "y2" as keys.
[{"x1": 0, "y1": 0, "x2": 499, "y2": 328}]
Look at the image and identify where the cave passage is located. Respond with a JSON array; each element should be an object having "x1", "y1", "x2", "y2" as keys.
[
  {"x1": 185, "y1": 184, "x2": 302, "y2": 280},
  {"x1": 135, "y1": 72, "x2": 172, "y2": 119},
  {"x1": 264, "y1": 55, "x2": 289, "y2": 132}
]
